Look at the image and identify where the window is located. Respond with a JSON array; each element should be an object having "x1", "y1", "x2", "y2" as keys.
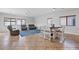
[
  {"x1": 10, "y1": 18, "x2": 16, "y2": 25},
  {"x1": 67, "y1": 15, "x2": 75, "y2": 26},
  {"x1": 4, "y1": 17, "x2": 10, "y2": 26},
  {"x1": 60, "y1": 16, "x2": 66, "y2": 26},
  {"x1": 16, "y1": 19, "x2": 26, "y2": 25},
  {"x1": 5, "y1": 22, "x2": 10, "y2": 26},
  {"x1": 4, "y1": 17, "x2": 16, "y2": 26},
  {"x1": 21, "y1": 19, "x2": 26, "y2": 25},
  {"x1": 47, "y1": 18, "x2": 53, "y2": 27},
  {"x1": 16, "y1": 19, "x2": 21, "y2": 25},
  {"x1": 60, "y1": 15, "x2": 76, "y2": 26},
  {"x1": 4, "y1": 17, "x2": 26, "y2": 26}
]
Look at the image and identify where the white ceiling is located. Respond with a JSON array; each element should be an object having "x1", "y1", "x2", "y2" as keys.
[{"x1": 0, "y1": 8, "x2": 78, "y2": 17}]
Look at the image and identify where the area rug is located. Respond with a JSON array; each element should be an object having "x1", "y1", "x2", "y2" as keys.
[{"x1": 20, "y1": 30, "x2": 40, "y2": 37}]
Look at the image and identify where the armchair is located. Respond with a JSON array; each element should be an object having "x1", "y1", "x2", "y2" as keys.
[{"x1": 7, "y1": 26, "x2": 19, "y2": 36}]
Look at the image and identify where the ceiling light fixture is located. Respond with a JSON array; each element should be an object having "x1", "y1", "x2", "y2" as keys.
[{"x1": 52, "y1": 8, "x2": 56, "y2": 11}]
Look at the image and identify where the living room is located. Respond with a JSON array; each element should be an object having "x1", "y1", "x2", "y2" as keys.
[{"x1": 0, "y1": 8, "x2": 79, "y2": 50}]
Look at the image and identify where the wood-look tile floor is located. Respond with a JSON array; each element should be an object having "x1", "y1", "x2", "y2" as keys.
[{"x1": 0, "y1": 32, "x2": 79, "y2": 50}]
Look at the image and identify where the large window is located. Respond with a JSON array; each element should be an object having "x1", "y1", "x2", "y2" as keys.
[
  {"x1": 67, "y1": 15, "x2": 75, "y2": 26},
  {"x1": 47, "y1": 18, "x2": 53, "y2": 27},
  {"x1": 10, "y1": 18, "x2": 16, "y2": 25},
  {"x1": 16, "y1": 19, "x2": 26, "y2": 25},
  {"x1": 16, "y1": 19, "x2": 21, "y2": 25},
  {"x1": 4, "y1": 22, "x2": 10, "y2": 26},
  {"x1": 4, "y1": 17, "x2": 10, "y2": 26},
  {"x1": 60, "y1": 16, "x2": 66, "y2": 26},
  {"x1": 4, "y1": 17, "x2": 16, "y2": 26},
  {"x1": 21, "y1": 19, "x2": 26, "y2": 25},
  {"x1": 60, "y1": 15, "x2": 76, "y2": 26},
  {"x1": 4, "y1": 17, "x2": 26, "y2": 26}
]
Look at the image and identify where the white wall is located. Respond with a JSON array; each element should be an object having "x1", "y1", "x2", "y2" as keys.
[{"x1": 35, "y1": 10, "x2": 79, "y2": 35}]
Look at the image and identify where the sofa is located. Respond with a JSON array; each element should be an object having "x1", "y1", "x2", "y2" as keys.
[
  {"x1": 28, "y1": 24, "x2": 37, "y2": 30},
  {"x1": 21, "y1": 25, "x2": 27, "y2": 31}
]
